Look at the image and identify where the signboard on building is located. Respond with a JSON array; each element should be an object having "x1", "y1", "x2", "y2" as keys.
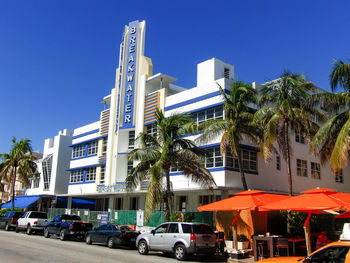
[{"x1": 96, "y1": 183, "x2": 128, "y2": 193}]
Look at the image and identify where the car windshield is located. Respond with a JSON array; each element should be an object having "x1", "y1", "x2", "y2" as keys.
[
  {"x1": 29, "y1": 212, "x2": 47, "y2": 219},
  {"x1": 192, "y1": 224, "x2": 214, "y2": 234}
]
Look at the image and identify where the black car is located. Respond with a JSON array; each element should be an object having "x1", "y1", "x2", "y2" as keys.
[
  {"x1": 85, "y1": 224, "x2": 140, "y2": 248},
  {"x1": 44, "y1": 214, "x2": 93, "y2": 241},
  {"x1": 0, "y1": 211, "x2": 24, "y2": 231}
]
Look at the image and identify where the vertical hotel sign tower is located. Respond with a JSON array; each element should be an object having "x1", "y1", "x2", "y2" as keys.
[
  {"x1": 106, "y1": 20, "x2": 150, "y2": 186},
  {"x1": 121, "y1": 20, "x2": 138, "y2": 129}
]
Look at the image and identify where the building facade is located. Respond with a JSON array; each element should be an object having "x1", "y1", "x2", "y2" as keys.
[{"x1": 25, "y1": 20, "x2": 349, "y2": 212}]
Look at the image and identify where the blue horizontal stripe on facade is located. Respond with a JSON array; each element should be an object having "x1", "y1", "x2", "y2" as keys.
[
  {"x1": 144, "y1": 120, "x2": 156, "y2": 125},
  {"x1": 68, "y1": 181, "x2": 96, "y2": 185},
  {"x1": 164, "y1": 90, "x2": 228, "y2": 111},
  {"x1": 70, "y1": 135, "x2": 107, "y2": 147},
  {"x1": 170, "y1": 167, "x2": 258, "y2": 176},
  {"x1": 145, "y1": 92, "x2": 160, "y2": 98},
  {"x1": 70, "y1": 154, "x2": 98, "y2": 161},
  {"x1": 186, "y1": 102, "x2": 224, "y2": 115},
  {"x1": 118, "y1": 152, "x2": 129, "y2": 155},
  {"x1": 145, "y1": 99, "x2": 159, "y2": 106},
  {"x1": 72, "y1": 129, "x2": 100, "y2": 139},
  {"x1": 119, "y1": 125, "x2": 135, "y2": 130},
  {"x1": 145, "y1": 93, "x2": 159, "y2": 102},
  {"x1": 145, "y1": 97, "x2": 159, "y2": 105},
  {"x1": 144, "y1": 119, "x2": 157, "y2": 124},
  {"x1": 66, "y1": 162, "x2": 106, "y2": 171},
  {"x1": 144, "y1": 106, "x2": 158, "y2": 114},
  {"x1": 144, "y1": 114, "x2": 157, "y2": 120}
]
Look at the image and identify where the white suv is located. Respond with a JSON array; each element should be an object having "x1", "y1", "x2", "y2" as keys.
[{"x1": 136, "y1": 222, "x2": 217, "y2": 260}]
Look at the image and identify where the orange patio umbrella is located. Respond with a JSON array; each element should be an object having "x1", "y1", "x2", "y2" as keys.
[
  {"x1": 198, "y1": 190, "x2": 290, "y2": 249},
  {"x1": 261, "y1": 187, "x2": 350, "y2": 255}
]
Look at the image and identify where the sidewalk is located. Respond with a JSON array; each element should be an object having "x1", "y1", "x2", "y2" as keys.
[{"x1": 227, "y1": 256, "x2": 255, "y2": 263}]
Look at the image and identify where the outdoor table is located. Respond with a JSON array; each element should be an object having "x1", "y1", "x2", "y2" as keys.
[
  {"x1": 253, "y1": 235, "x2": 280, "y2": 261},
  {"x1": 288, "y1": 238, "x2": 306, "y2": 256}
]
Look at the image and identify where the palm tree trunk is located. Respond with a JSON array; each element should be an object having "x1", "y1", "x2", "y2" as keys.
[
  {"x1": 284, "y1": 122, "x2": 293, "y2": 234},
  {"x1": 165, "y1": 171, "x2": 173, "y2": 220},
  {"x1": 285, "y1": 123, "x2": 293, "y2": 196},
  {"x1": 237, "y1": 146, "x2": 248, "y2": 190},
  {"x1": 12, "y1": 164, "x2": 17, "y2": 211}
]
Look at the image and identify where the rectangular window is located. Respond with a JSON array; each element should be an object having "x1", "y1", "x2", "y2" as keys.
[
  {"x1": 102, "y1": 137, "x2": 108, "y2": 155},
  {"x1": 42, "y1": 154, "x2": 53, "y2": 190},
  {"x1": 224, "y1": 68, "x2": 230, "y2": 79},
  {"x1": 128, "y1": 131, "x2": 135, "y2": 150},
  {"x1": 85, "y1": 167, "x2": 96, "y2": 181},
  {"x1": 129, "y1": 197, "x2": 139, "y2": 210},
  {"x1": 311, "y1": 162, "x2": 321, "y2": 179},
  {"x1": 127, "y1": 160, "x2": 133, "y2": 173},
  {"x1": 87, "y1": 140, "x2": 98, "y2": 156},
  {"x1": 115, "y1": 197, "x2": 123, "y2": 210},
  {"x1": 100, "y1": 165, "x2": 105, "y2": 184},
  {"x1": 225, "y1": 149, "x2": 239, "y2": 169},
  {"x1": 199, "y1": 195, "x2": 214, "y2": 205},
  {"x1": 70, "y1": 169, "x2": 83, "y2": 183},
  {"x1": 295, "y1": 129, "x2": 305, "y2": 144},
  {"x1": 225, "y1": 148, "x2": 257, "y2": 172},
  {"x1": 203, "y1": 146, "x2": 223, "y2": 168},
  {"x1": 192, "y1": 105, "x2": 224, "y2": 125},
  {"x1": 72, "y1": 144, "x2": 85, "y2": 159},
  {"x1": 276, "y1": 156, "x2": 281, "y2": 171},
  {"x1": 297, "y1": 159, "x2": 308, "y2": 177},
  {"x1": 335, "y1": 170, "x2": 344, "y2": 183},
  {"x1": 146, "y1": 124, "x2": 157, "y2": 137},
  {"x1": 178, "y1": 196, "x2": 187, "y2": 212}
]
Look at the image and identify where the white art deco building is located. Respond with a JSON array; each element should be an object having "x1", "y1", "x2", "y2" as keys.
[{"x1": 26, "y1": 20, "x2": 349, "y2": 212}]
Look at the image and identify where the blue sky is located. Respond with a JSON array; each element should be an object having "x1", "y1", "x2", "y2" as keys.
[{"x1": 0, "y1": 0, "x2": 349, "y2": 153}]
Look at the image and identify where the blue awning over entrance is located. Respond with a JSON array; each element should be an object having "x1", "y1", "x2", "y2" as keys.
[{"x1": 1, "y1": 195, "x2": 41, "y2": 209}]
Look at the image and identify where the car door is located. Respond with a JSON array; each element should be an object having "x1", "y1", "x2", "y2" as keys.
[
  {"x1": 149, "y1": 223, "x2": 169, "y2": 250},
  {"x1": 18, "y1": 212, "x2": 28, "y2": 228},
  {"x1": 0, "y1": 212, "x2": 9, "y2": 228},
  {"x1": 94, "y1": 224, "x2": 108, "y2": 243},
  {"x1": 49, "y1": 215, "x2": 61, "y2": 234},
  {"x1": 162, "y1": 223, "x2": 180, "y2": 251}
]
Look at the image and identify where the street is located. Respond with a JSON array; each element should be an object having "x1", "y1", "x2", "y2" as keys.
[{"x1": 0, "y1": 230, "x2": 226, "y2": 263}]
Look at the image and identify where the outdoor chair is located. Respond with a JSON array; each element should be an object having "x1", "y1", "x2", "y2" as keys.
[{"x1": 276, "y1": 238, "x2": 289, "y2": 256}]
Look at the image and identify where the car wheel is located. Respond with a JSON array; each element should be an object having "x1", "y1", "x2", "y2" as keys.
[
  {"x1": 59, "y1": 229, "x2": 67, "y2": 241},
  {"x1": 86, "y1": 234, "x2": 92, "y2": 245},
  {"x1": 138, "y1": 240, "x2": 149, "y2": 255},
  {"x1": 26, "y1": 225, "x2": 32, "y2": 235},
  {"x1": 5, "y1": 223, "x2": 10, "y2": 231},
  {"x1": 44, "y1": 228, "x2": 50, "y2": 238},
  {"x1": 107, "y1": 238, "x2": 114, "y2": 248},
  {"x1": 174, "y1": 244, "x2": 187, "y2": 261},
  {"x1": 15, "y1": 224, "x2": 19, "y2": 233}
]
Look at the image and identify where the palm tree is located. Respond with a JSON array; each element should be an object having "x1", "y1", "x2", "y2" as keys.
[
  {"x1": 330, "y1": 60, "x2": 350, "y2": 91},
  {"x1": 196, "y1": 81, "x2": 262, "y2": 190},
  {"x1": 0, "y1": 137, "x2": 38, "y2": 210},
  {"x1": 254, "y1": 71, "x2": 322, "y2": 196},
  {"x1": 309, "y1": 60, "x2": 350, "y2": 173},
  {"x1": 126, "y1": 109, "x2": 215, "y2": 220}
]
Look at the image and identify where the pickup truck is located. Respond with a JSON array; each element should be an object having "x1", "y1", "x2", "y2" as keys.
[
  {"x1": 44, "y1": 214, "x2": 93, "y2": 241},
  {"x1": 0, "y1": 211, "x2": 24, "y2": 231},
  {"x1": 16, "y1": 211, "x2": 49, "y2": 235}
]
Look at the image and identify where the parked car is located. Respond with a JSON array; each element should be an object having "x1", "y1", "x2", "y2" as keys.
[
  {"x1": 44, "y1": 214, "x2": 93, "y2": 241},
  {"x1": 136, "y1": 222, "x2": 217, "y2": 260},
  {"x1": 0, "y1": 211, "x2": 24, "y2": 231},
  {"x1": 85, "y1": 224, "x2": 140, "y2": 248},
  {"x1": 258, "y1": 241, "x2": 350, "y2": 262},
  {"x1": 16, "y1": 211, "x2": 48, "y2": 235}
]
